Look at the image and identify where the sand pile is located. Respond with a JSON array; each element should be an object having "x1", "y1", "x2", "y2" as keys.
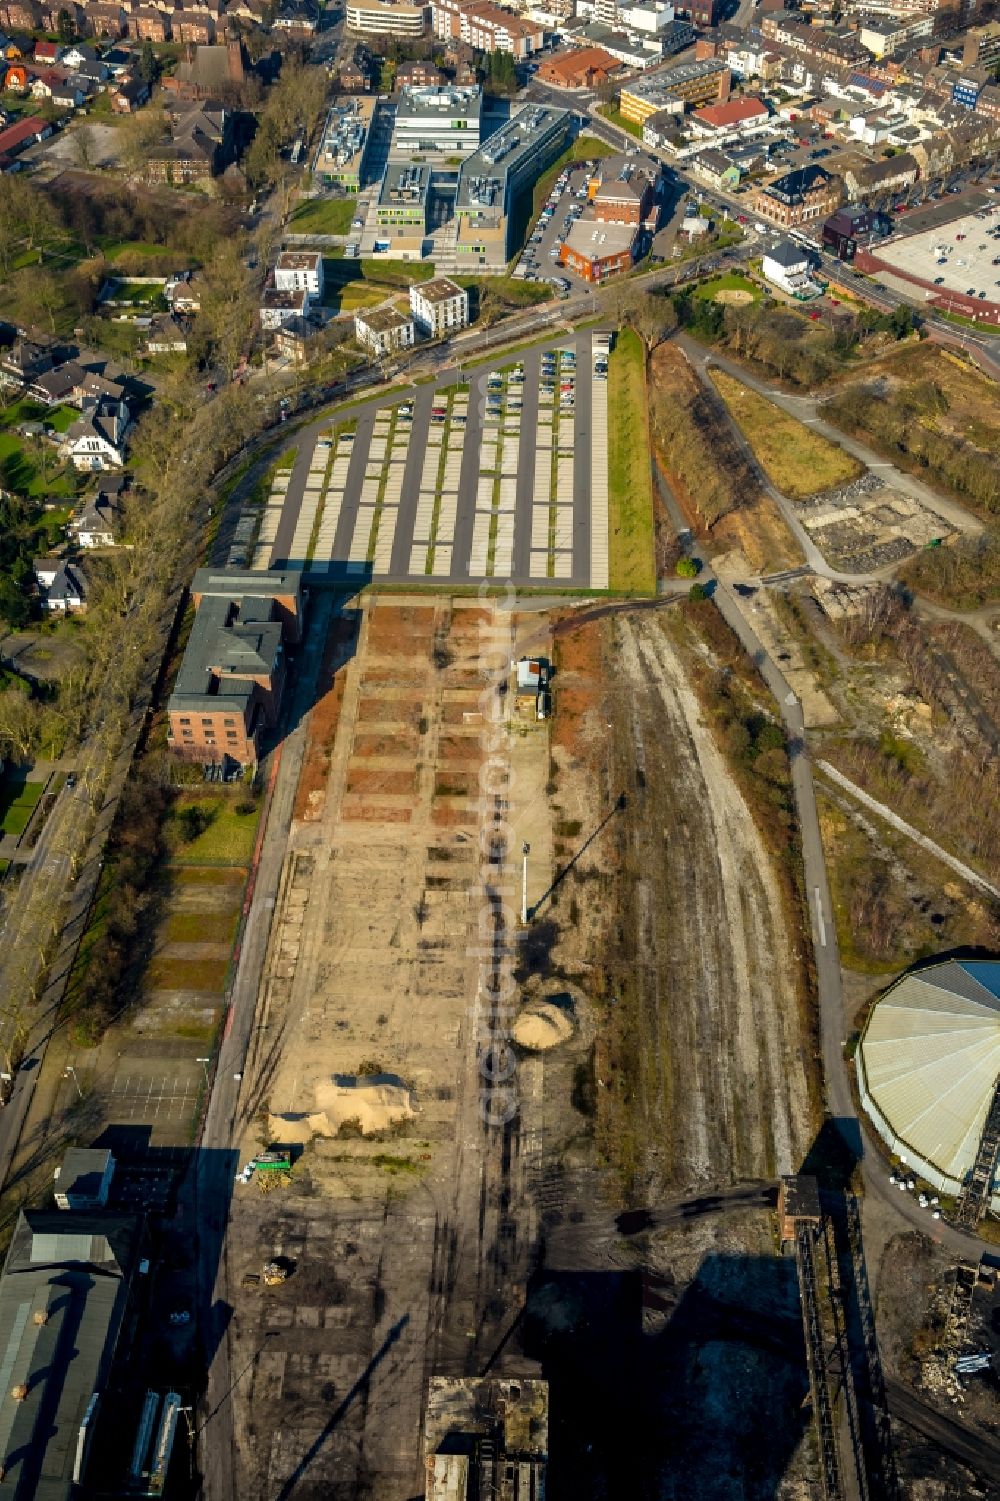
[
  {"x1": 513, "y1": 998, "x2": 575, "y2": 1051},
  {"x1": 269, "y1": 1074, "x2": 417, "y2": 1142}
]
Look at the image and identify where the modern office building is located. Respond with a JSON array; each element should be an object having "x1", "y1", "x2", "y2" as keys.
[
  {"x1": 392, "y1": 83, "x2": 482, "y2": 153},
  {"x1": 618, "y1": 56, "x2": 730, "y2": 123},
  {"x1": 317, "y1": 95, "x2": 375, "y2": 190},
  {"x1": 345, "y1": 0, "x2": 430, "y2": 34},
  {"x1": 453, "y1": 103, "x2": 572, "y2": 269},
  {"x1": 376, "y1": 161, "x2": 433, "y2": 233}
]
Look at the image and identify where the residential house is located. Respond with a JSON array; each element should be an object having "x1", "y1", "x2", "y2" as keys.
[
  {"x1": 396, "y1": 58, "x2": 442, "y2": 87},
  {"x1": 173, "y1": 8, "x2": 216, "y2": 41},
  {"x1": 110, "y1": 75, "x2": 149, "y2": 110},
  {"x1": 762, "y1": 237, "x2": 814, "y2": 293},
  {"x1": 842, "y1": 152, "x2": 918, "y2": 201},
  {"x1": 1, "y1": 60, "x2": 28, "y2": 89},
  {"x1": 52, "y1": 76, "x2": 89, "y2": 108},
  {"x1": 167, "y1": 568, "x2": 304, "y2": 767},
  {"x1": 0, "y1": 6, "x2": 41, "y2": 34},
  {"x1": 409, "y1": 276, "x2": 468, "y2": 337},
  {"x1": 274, "y1": 315, "x2": 312, "y2": 366},
  {"x1": 0, "y1": 337, "x2": 55, "y2": 390},
  {"x1": 260, "y1": 286, "x2": 309, "y2": 329},
  {"x1": 274, "y1": 249, "x2": 323, "y2": 298},
  {"x1": 63, "y1": 395, "x2": 132, "y2": 469},
  {"x1": 33, "y1": 38, "x2": 63, "y2": 61},
  {"x1": 354, "y1": 304, "x2": 415, "y2": 356},
  {"x1": 32, "y1": 361, "x2": 84, "y2": 404},
  {"x1": 61, "y1": 41, "x2": 99, "y2": 66},
  {"x1": 34, "y1": 556, "x2": 88, "y2": 610},
  {"x1": 690, "y1": 145, "x2": 742, "y2": 190},
  {"x1": 77, "y1": 57, "x2": 111, "y2": 85},
  {"x1": 432, "y1": 0, "x2": 543, "y2": 58},
  {"x1": 337, "y1": 60, "x2": 369, "y2": 92},
  {"x1": 272, "y1": 1, "x2": 318, "y2": 33},
  {"x1": 73, "y1": 491, "x2": 120, "y2": 546},
  {"x1": 166, "y1": 271, "x2": 204, "y2": 311},
  {"x1": 29, "y1": 69, "x2": 68, "y2": 100},
  {"x1": 144, "y1": 312, "x2": 188, "y2": 352}
]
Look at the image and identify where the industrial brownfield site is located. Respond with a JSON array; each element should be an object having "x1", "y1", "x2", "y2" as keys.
[{"x1": 2, "y1": 301, "x2": 1000, "y2": 1501}]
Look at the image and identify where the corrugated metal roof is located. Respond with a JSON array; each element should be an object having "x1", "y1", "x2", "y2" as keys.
[{"x1": 860, "y1": 960, "x2": 1000, "y2": 1185}]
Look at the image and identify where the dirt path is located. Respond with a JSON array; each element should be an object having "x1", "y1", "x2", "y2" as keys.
[{"x1": 604, "y1": 613, "x2": 812, "y2": 1197}]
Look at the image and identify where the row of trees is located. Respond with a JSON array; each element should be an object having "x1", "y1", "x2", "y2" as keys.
[{"x1": 245, "y1": 57, "x2": 327, "y2": 191}]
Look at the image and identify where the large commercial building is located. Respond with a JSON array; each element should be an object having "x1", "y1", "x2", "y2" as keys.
[
  {"x1": 317, "y1": 95, "x2": 375, "y2": 191},
  {"x1": 167, "y1": 569, "x2": 303, "y2": 768},
  {"x1": 393, "y1": 82, "x2": 482, "y2": 153},
  {"x1": 345, "y1": 0, "x2": 429, "y2": 33},
  {"x1": 376, "y1": 160, "x2": 433, "y2": 233},
  {"x1": 432, "y1": 0, "x2": 544, "y2": 56},
  {"x1": 618, "y1": 56, "x2": 730, "y2": 123},
  {"x1": 858, "y1": 959, "x2": 1000, "y2": 1209},
  {"x1": 453, "y1": 103, "x2": 571, "y2": 269},
  {"x1": 0, "y1": 1208, "x2": 145, "y2": 1501}
]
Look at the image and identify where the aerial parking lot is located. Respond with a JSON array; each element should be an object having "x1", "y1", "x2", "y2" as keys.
[
  {"x1": 264, "y1": 332, "x2": 624, "y2": 589},
  {"x1": 514, "y1": 161, "x2": 604, "y2": 293},
  {"x1": 877, "y1": 201, "x2": 1000, "y2": 305}
]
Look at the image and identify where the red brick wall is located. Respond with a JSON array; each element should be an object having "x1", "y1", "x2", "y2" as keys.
[{"x1": 854, "y1": 247, "x2": 1000, "y2": 325}]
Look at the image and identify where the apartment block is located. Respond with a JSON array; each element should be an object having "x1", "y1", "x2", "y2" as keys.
[{"x1": 409, "y1": 277, "x2": 470, "y2": 336}]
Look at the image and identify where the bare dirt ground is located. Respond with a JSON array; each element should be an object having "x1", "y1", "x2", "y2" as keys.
[
  {"x1": 220, "y1": 594, "x2": 822, "y2": 1501},
  {"x1": 578, "y1": 610, "x2": 815, "y2": 1200}
]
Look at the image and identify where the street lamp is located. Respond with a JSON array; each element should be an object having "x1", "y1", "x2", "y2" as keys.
[
  {"x1": 521, "y1": 842, "x2": 530, "y2": 925},
  {"x1": 197, "y1": 1057, "x2": 211, "y2": 1088},
  {"x1": 64, "y1": 1064, "x2": 82, "y2": 1100}
]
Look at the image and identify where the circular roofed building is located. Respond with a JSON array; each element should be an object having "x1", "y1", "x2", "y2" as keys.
[{"x1": 858, "y1": 959, "x2": 1000, "y2": 1209}]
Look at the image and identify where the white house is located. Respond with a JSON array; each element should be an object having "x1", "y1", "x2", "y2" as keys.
[
  {"x1": 34, "y1": 558, "x2": 87, "y2": 612},
  {"x1": 260, "y1": 287, "x2": 310, "y2": 330},
  {"x1": 274, "y1": 250, "x2": 325, "y2": 299},
  {"x1": 354, "y1": 305, "x2": 415, "y2": 357},
  {"x1": 73, "y1": 494, "x2": 119, "y2": 548},
  {"x1": 409, "y1": 276, "x2": 469, "y2": 338},
  {"x1": 762, "y1": 238, "x2": 813, "y2": 295},
  {"x1": 62, "y1": 396, "x2": 131, "y2": 471}
]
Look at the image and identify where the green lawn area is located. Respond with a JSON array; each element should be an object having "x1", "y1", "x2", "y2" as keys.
[
  {"x1": 0, "y1": 777, "x2": 45, "y2": 839},
  {"x1": 164, "y1": 909, "x2": 240, "y2": 944},
  {"x1": 457, "y1": 275, "x2": 552, "y2": 315},
  {"x1": 597, "y1": 104, "x2": 644, "y2": 141},
  {"x1": 608, "y1": 329, "x2": 656, "y2": 594},
  {"x1": 116, "y1": 281, "x2": 167, "y2": 307},
  {"x1": 291, "y1": 196, "x2": 358, "y2": 236},
  {"x1": 166, "y1": 794, "x2": 260, "y2": 866},
  {"x1": 45, "y1": 405, "x2": 77, "y2": 434},
  {"x1": 0, "y1": 398, "x2": 46, "y2": 426},
  {"x1": 711, "y1": 369, "x2": 863, "y2": 501},
  {"x1": 145, "y1": 955, "x2": 230, "y2": 992},
  {"x1": 694, "y1": 272, "x2": 762, "y2": 303},
  {"x1": 98, "y1": 239, "x2": 172, "y2": 262},
  {"x1": 0, "y1": 433, "x2": 76, "y2": 499},
  {"x1": 322, "y1": 255, "x2": 434, "y2": 310}
]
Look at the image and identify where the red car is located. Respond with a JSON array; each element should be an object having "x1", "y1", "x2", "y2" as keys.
[{"x1": 809, "y1": 310, "x2": 821, "y2": 320}]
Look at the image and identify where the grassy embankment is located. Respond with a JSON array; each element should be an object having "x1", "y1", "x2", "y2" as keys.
[
  {"x1": 710, "y1": 369, "x2": 862, "y2": 501},
  {"x1": 607, "y1": 329, "x2": 655, "y2": 594},
  {"x1": 290, "y1": 196, "x2": 358, "y2": 236}
]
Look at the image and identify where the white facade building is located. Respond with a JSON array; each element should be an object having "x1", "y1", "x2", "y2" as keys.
[
  {"x1": 354, "y1": 305, "x2": 416, "y2": 356},
  {"x1": 345, "y1": 0, "x2": 429, "y2": 33},
  {"x1": 762, "y1": 239, "x2": 813, "y2": 294},
  {"x1": 409, "y1": 277, "x2": 470, "y2": 337},
  {"x1": 275, "y1": 250, "x2": 325, "y2": 298}
]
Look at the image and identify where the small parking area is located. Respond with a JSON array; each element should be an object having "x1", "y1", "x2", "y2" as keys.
[{"x1": 513, "y1": 162, "x2": 601, "y2": 293}]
